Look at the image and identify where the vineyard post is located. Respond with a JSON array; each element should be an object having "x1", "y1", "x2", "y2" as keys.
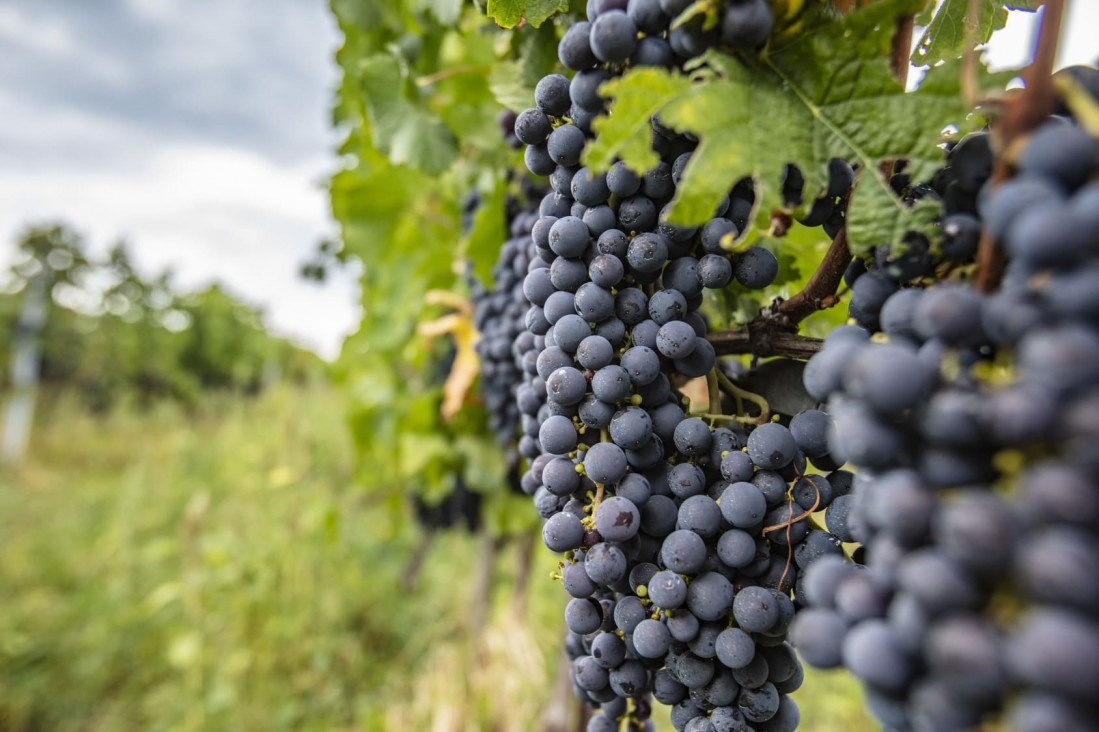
[{"x1": 2, "y1": 270, "x2": 47, "y2": 464}]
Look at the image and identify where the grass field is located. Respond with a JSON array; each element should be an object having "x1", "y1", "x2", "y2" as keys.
[{"x1": 0, "y1": 386, "x2": 872, "y2": 731}]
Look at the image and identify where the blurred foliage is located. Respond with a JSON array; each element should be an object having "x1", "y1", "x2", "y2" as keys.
[
  {"x1": 328, "y1": 0, "x2": 555, "y2": 531},
  {"x1": 0, "y1": 223, "x2": 323, "y2": 409},
  {"x1": 0, "y1": 386, "x2": 871, "y2": 731}
]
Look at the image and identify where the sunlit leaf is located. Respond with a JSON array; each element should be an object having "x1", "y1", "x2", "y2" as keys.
[
  {"x1": 486, "y1": 0, "x2": 569, "y2": 28},
  {"x1": 912, "y1": 0, "x2": 1038, "y2": 67}
]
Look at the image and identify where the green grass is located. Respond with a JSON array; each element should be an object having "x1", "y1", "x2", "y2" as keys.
[{"x1": 0, "y1": 386, "x2": 872, "y2": 731}]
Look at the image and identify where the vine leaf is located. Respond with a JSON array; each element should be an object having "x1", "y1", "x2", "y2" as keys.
[
  {"x1": 491, "y1": 22, "x2": 561, "y2": 110},
  {"x1": 587, "y1": 0, "x2": 1016, "y2": 253},
  {"x1": 519, "y1": 21, "x2": 563, "y2": 88},
  {"x1": 912, "y1": 0, "x2": 1038, "y2": 67},
  {"x1": 489, "y1": 61, "x2": 535, "y2": 112},
  {"x1": 585, "y1": 68, "x2": 693, "y2": 173},
  {"x1": 487, "y1": 0, "x2": 568, "y2": 28},
  {"x1": 360, "y1": 53, "x2": 457, "y2": 174}
]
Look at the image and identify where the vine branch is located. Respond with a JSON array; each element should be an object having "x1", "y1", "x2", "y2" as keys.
[
  {"x1": 705, "y1": 227, "x2": 845, "y2": 361},
  {"x1": 975, "y1": 0, "x2": 1064, "y2": 293},
  {"x1": 773, "y1": 226, "x2": 851, "y2": 325},
  {"x1": 706, "y1": 368, "x2": 722, "y2": 415},
  {"x1": 707, "y1": 328, "x2": 824, "y2": 358},
  {"x1": 890, "y1": 15, "x2": 914, "y2": 88}
]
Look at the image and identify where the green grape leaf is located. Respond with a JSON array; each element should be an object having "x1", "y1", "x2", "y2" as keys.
[
  {"x1": 585, "y1": 68, "x2": 693, "y2": 173},
  {"x1": 911, "y1": 0, "x2": 1038, "y2": 67},
  {"x1": 331, "y1": 0, "x2": 548, "y2": 523},
  {"x1": 587, "y1": 0, "x2": 1014, "y2": 253},
  {"x1": 487, "y1": 0, "x2": 569, "y2": 28},
  {"x1": 844, "y1": 179, "x2": 942, "y2": 251},
  {"x1": 397, "y1": 432, "x2": 454, "y2": 481},
  {"x1": 360, "y1": 53, "x2": 458, "y2": 174},
  {"x1": 489, "y1": 61, "x2": 535, "y2": 112}
]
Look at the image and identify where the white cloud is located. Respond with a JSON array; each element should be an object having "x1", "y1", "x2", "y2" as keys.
[
  {"x1": 124, "y1": 0, "x2": 184, "y2": 24},
  {"x1": 0, "y1": 4, "x2": 131, "y2": 87},
  {"x1": 1058, "y1": 2, "x2": 1099, "y2": 69},
  {"x1": 0, "y1": 88, "x2": 150, "y2": 169},
  {"x1": 0, "y1": 5, "x2": 73, "y2": 56}
]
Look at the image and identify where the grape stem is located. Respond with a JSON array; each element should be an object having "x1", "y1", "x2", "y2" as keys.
[
  {"x1": 696, "y1": 412, "x2": 758, "y2": 426},
  {"x1": 975, "y1": 0, "x2": 1064, "y2": 294},
  {"x1": 706, "y1": 367, "x2": 722, "y2": 415},
  {"x1": 765, "y1": 473, "x2": 823, "y2": 596},
  {"x1": 831, "y1": 0, "x2": 861, "y2": 13},
  {"x1": 713, "y1": 368, "x2": 770, "y2": 424}
]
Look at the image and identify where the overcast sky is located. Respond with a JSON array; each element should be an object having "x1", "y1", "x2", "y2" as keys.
[
  {"x1": 0, "y1": 0, "x2": 356, "y2": 359},
  {"x1": 0, "y1": 1, "x2": 1095, "y2": 360}
]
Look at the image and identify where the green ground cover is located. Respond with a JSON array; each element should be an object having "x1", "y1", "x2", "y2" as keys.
[{"x1": 0, "y1": 387, "x2": 870, "y2": 731}]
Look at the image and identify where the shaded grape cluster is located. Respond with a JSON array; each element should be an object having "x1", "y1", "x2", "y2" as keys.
[
  {"x1": 794, "y1": 116, "x2": 1099, "y2": 731},
  {"x1": 413, "y1": 478, "x2": 483, "y2": 531},
  {"x1": 472, "y1": 199, "x2": 542, "y2": 447},
  {"x1": 780, "y1": 159, "x2": 855, "y2": 240}
]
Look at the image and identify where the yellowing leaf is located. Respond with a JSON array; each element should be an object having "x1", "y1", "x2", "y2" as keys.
[{"x1": 417, "y1": 292, "x2": 479, "y2": 421}]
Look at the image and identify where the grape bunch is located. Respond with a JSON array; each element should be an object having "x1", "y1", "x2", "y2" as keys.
[
  {"x1": 793, "y1": 115, "x2": 1099, "y2": 731},
  {"x1": 504, "y1": 3, "x2": 881, "y2": 730},
  {"x1": 780, "y1": 159, "x2": 854, "y2": 240},
  {"x1": 543, "y1": 410, "x2": 857, "y2": 732}
]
